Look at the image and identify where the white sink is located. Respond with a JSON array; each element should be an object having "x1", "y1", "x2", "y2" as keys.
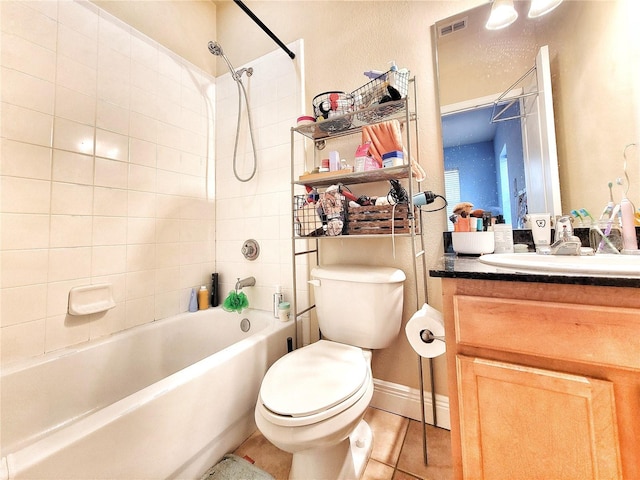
[{"x1": 478, "y1": 253, "x2": 640, "y2": 277}]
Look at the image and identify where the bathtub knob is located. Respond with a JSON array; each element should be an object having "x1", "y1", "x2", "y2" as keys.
[{"x1": 241, "y1": 239, "x2": 260, "y2": 261}]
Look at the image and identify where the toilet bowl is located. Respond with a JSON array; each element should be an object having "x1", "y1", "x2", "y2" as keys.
[
  {"x1": 254, "y1": 265, "x2": 406, "y2": 480},
  {"x1": 255, "y1": 340, "x2": 374, "y2": 479}
]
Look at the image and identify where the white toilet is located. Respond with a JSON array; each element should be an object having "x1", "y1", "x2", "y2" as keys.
[{"x1": 255, "y1": 264, "x2": 406, "y2": 480}]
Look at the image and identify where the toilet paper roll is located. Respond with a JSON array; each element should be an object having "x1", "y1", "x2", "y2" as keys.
[{"x1": 405, "y1": 303, "x2": 446, "y2": 358}]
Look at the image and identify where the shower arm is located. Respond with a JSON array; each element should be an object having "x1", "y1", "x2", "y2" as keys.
[{"x1": 233, "y1": 0, "x2": 295, "y2": 60}]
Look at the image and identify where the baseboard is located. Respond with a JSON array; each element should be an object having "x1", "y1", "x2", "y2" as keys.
[{"x1": 371, "y1": 378, "x2": 451, "y2": 431}]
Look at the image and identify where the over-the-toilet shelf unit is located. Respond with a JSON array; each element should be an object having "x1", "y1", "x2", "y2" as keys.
[{"x1": 289, "y1": 77, "x2": 428, "y2": 345}]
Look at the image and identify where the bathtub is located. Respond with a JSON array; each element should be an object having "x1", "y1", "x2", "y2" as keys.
[{"x1": 0, "y1": 308, "x2": 295, "y2": 479}]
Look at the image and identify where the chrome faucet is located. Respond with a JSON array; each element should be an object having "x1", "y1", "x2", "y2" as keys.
[
  {"x1": 547, "y1": 215, "x2": 582, "y2": 255},
  {"x1": 235, "y1": 276, "x2": 256, "y2": 292}
]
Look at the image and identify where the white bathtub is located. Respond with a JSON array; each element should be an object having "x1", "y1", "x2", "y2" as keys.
[{"x1": 0, "y1": 308, "x2": 295, "y2": 479}]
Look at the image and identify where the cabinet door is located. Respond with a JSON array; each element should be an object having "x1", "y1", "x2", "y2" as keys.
[{"x1": 457, "y1": 355, "x2": 621, "y2": 480}]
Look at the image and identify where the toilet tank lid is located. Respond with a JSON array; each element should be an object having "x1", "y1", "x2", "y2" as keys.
[{"x1": 311, "y1": 265, "x2": 406, "y2": 284}]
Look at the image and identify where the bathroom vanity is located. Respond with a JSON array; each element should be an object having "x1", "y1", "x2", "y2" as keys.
[{"x1": 430, "y1": 257, "x2": 640, "y2": 479}]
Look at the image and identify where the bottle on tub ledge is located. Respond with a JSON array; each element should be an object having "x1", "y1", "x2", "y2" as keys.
[
  {"x1": 273, "y1": 285, "x2": 284, "y2": 318},
  {"x1": 198, "y1": 285, "x2": 209, "y2": 310},
  {"x1": 188, "y1": 288, "x2": 198, "y2": 312},
  {"x1": 211, "y1": 273, "x2": 219, "y2": 307}
]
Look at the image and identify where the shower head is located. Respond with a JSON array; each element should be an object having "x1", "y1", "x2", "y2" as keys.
[
  {"x1": 236, "y1": 67, "x2": 253, "y2": 78},
  {"x1": 208, "y1": 40, "x2": 253, "y2": 82},
  {"x1": 208, "y1": 41, "x2": 223, "y2": 56}
]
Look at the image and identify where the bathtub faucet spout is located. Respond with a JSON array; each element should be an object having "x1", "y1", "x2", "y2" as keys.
[{"x1": 235, "y1": 276, "x2": 256, "y2": 292}]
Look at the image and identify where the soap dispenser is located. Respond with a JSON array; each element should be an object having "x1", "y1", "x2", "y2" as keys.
[{"x1": 273, "y1": 285, "x2": 284, "y2": 318}]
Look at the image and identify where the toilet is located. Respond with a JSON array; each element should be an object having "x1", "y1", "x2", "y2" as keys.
[{"x1": 255, "y1": 264, "x2": 406, "y2": 480}]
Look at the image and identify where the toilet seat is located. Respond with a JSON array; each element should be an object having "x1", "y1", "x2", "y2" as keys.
[{"x1": 259, "y1": 340, "x2": 370, "y2": 426}]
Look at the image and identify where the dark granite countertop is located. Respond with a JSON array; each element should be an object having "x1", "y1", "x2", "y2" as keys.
[{"x1": 429, "y1": 254, "x2": 640, "y2": 288}]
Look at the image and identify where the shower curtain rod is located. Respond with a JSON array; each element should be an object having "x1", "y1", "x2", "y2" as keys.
[{"x1": 233, "y1": 0, "x2": 296, "y2": 60}]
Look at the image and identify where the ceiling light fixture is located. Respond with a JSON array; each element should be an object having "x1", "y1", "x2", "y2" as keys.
[
  {"x1": 485, "y1": 0, "x2": 518, "y2": 30},
  {"x1": 528, "y1": 0, "x2": 563, "y2": 18}
]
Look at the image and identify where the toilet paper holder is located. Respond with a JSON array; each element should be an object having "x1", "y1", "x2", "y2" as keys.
[{"x1": 420, "y1": 329, "x2": 445, "y2": 343}]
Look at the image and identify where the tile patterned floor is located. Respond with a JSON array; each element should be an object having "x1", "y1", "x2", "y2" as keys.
[{"x1": 233, "y1": 407, "x2": 452, "y2": 480}]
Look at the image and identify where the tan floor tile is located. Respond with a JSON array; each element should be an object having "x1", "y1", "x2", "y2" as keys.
[
  {"x1": 392, "y1": 470, "x2": 422, "y2": 480},
  {"x1": 233, "y1": 429, "x2": 292, "y2": 480},
  {"x1": 396, "y1": 420, "x2": 452, "y2": 480},
  {"x1": 362, "y1": 458, "x2": 395, "y2": 480},
  {"x1": 365, "y1": 407, "x2": 410, "y2": 466}
]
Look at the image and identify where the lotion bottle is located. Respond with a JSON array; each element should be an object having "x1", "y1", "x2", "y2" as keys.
[
  {"x1": 620, "y1": 197, "x2": 639, "y2": 252},
  {"x1": 273, "y1": 285, "x2": 284, "y2": 318},
  {"x1": 188, "y1": 288, "x2": 198, "y2": 312},
  {"x1": 198, "y1": 285, "x2": 209, "y2": 310}
]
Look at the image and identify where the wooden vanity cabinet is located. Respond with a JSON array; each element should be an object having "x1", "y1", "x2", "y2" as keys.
[{"x1": 441, "y1": 278, "x2": 640, "y2": 480}]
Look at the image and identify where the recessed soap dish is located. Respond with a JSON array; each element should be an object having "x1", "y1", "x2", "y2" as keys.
[{"x1": 68, "y1": 284, "x2": 116, "y2": 316}]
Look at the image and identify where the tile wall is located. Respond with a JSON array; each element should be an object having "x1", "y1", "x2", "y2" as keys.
[
  {"x1": 213, "y1": 39, "x2": 305, "y2": 325},
  {"x1": 1, "y1": 1, "x2": 304, "y2": 366}
]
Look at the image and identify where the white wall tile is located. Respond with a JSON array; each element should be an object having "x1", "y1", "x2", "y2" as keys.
[
  {"x1": 57, "y1": 1, "x2": 99, "y2": 41},
  {"x1": 92, "y1": 245, "x2": 127, "y2": 277},
  {"x1": 1, "y1": 1, "x2": 58, "y2": 49},
  {"x1": 56, "y1": 54, "x2": 96, "y2": 97},
  {"x1": 95, "y1": 157, "x2": 128, "y2": 189},
  {"x1": 57, "y1": 22, "x2": 97, "y2": 69},
  {"x1": 1, "y1": 213, "x2": 50, "y2": 250},
  {"x1": 95, "y1": 128, "x2": 129, "y2": 162},
  {"x1": 1, "y1": 249, "x2": 49, "y2": 288},
  {"x1": 129, "y1": 138, "x2": 156, "y2": 167},
  {"x1": 0, "y1": 139, "x2": 52, "y2": 180},
  {"x1": 53, "y1": 117, "x2": 94, "y2": 154},
  {"x1": 125, "y1": 270, "x2": 155, "y2": 300},
  {"x1": 48, "y1": 247, "x2": 92, "y2": 282},
  {"x1": 97, "y1": 100, "x2": 130, "y2": 135},
  {"x1": 54, "y1": 85, "x2": 96, "y2": 126},
  {"x1": 52, "y1": 150, "x2": 94, "y2": 185},
  {"x1": 1, "y1": 176, "x2": 50, "y2": 214},
  {"x1": 93, "y1": 187, "x2": 128, "y2": 217},
  {"x1": 51, "y1": 182, "x2": 93, "y2": 215},
  {"x1": 128, "y1": 163, "x2": 156, "y2": 192},
  {"x1": 45, "y1": 313, "x2": 90, "y2": 353},
  {"x1": 1, "y1": 284, "x2": 48, "y2": 327},
  {"x1": 93, "y1": 216, "x2": 127, "y2": 245},
  {"x1": 2, "y1": 67, "x2": 55, "y2": 114},
  {"x1": 1, "y1": 319, "x2": 46, "y2": 364},
  {"x1": 2, "y1": 102, "x2": 53, "y2": 147},
  {"x1": 49, "y1": 215, "x2": 93, "y2": 248},
  {"x1": 1, "y1": 32, "x2": 56, "y2": 82},
  {"x1": 98, "y1": 11, "x2": 130, "y2": 58},
  {"x1": 124, "y1": 295, "x2": 154, "y2": 328}
]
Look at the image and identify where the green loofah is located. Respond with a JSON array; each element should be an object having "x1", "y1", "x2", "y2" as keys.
[{"x1": 222, "y1": 291, "x2": 249, "y2": 313}]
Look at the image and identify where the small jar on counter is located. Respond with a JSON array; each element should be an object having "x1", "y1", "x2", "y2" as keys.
[{"x1": 278, "y1": 302, "x2": 291, "y2": 322}]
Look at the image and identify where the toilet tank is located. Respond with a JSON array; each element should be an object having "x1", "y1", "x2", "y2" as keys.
[{"x1": 310, "y1": 265, "x2": 406, "y2": 349}]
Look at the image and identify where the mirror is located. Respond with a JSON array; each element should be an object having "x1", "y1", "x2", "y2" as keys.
[{"x1": 434, "y1": 1, "x2": 640, "y2": 227}]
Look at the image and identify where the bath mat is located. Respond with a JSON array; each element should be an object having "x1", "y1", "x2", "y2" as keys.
[{"x1": 200, "y1": 454, "x2": 274, "y2": 480}]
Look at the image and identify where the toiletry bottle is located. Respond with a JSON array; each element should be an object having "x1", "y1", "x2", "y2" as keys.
[
  {"x1": 211, "y1": 273, "x2": 219, "y2": 307},
  {"x1": 188, "y1": 288, "x2": 198, "y2": 312},
  {"x1": 493, "y1": 223, "x2": 514, "y2": 253},
  {"x1": 278, "y1": 301, "x2": 291, "y2": 322},
  {"x1": 198, "y1": 285, "x2": 209, "y2": 310},
  {"x1": 273, "y1": 285, "x2": 284, "y2": 318},
  {"x1": 620, "y1": 197, "x2": 639, "y2": 252}
]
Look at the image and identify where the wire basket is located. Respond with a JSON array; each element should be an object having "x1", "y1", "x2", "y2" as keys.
[
  {"x1": 351, "y1": 69, "x2": 410, "y2": 123},
  {"x1": 312, "y1": 91, "x2": 354, "y2": 133}
]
